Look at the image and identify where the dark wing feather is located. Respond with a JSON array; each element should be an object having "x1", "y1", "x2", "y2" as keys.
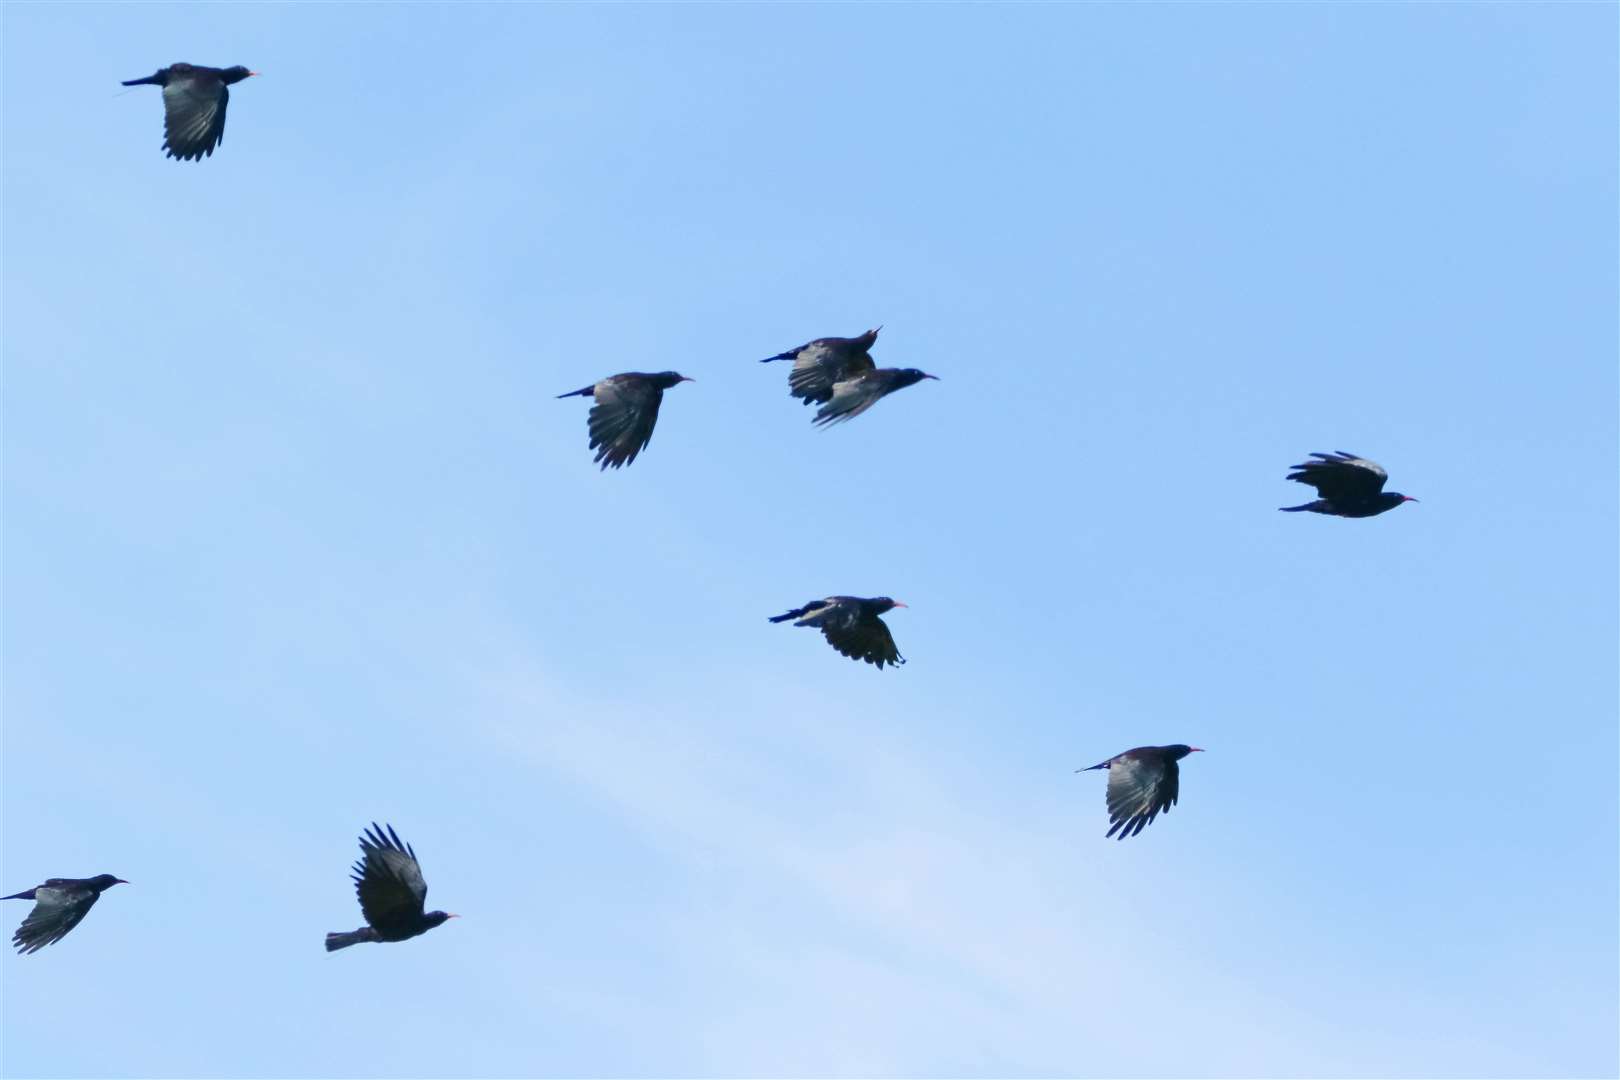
[
  {"x1": 1104, "y1": 755, "x2": 1179, "y2": 840},
  {"x1": 821, "y1": 613, "x2": 905, "y2": 669},
  {"x1": 161, "y1": 75, "x2": 228, "y2": 161},
  {"x1": 1287, "y1": 452, "x2": 1388, "y2": 500},
  {"x1": 587, "y1": 377, "x2": 664, "y2": 469},
  {"x1": 788, "y1": 341, "x2": 874, "y2": 405},
  {"x1": 11, "y1": 884, "x2": 98, "y2": 954},
  {"x1": 353, "y1": 823, "x2": 428, "y2": 933}
]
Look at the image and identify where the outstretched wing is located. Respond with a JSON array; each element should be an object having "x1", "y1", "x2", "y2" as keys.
[
  {"x1": 821, "y1": 612, "x2": 905, "y2": 669},
  {"x1": 353, "y1": 823, "x2": 428, "y2": 932},
  {"x1": 788, "y1": 340, "x2": 874, "y2": 405},
  {"x1": 162, "y1": 75, "x2": 228, "y2": 161},
  {"x1": 587, "y1": 377, "x2": 664, "y2": 470},
  {"x1": 1286, "y1": 451, "x2": 1388, "y2": 500},
  {"x1": 11, "y1": 884, "x2": 99, "y2": 954},
  {"x1": 1104, "y1": 755, "x2": 1179, "y2": 840}
]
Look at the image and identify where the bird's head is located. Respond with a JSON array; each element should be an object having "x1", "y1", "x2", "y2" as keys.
[
  {"x1": 893, "y1": 368, "x2": 940, "y2": 388},
  {"x1": 222, "y1": 66, "x2": 259, "y2": 85},
  {"x1": 872, "y1": 597, "x2": 907, "y2": 614},
  {"x1": 425, "y1": 911, "x2": 459, "y2": 929},
  {"x1": 654, "y1": 371, "x2": 695, "y2": 390},
  {"x1": 89, "y1": 875, "x2": 129, "y2": 891},
  {"x1": 1390, "y1": 493, "x2": 1418, "y2": 506},
  {"x1": 1168, "y1": 745, "x2": 1204, "y2": 760},
  {"x1": 859, "y1": 327, "x2": 882, "y2": 348}
]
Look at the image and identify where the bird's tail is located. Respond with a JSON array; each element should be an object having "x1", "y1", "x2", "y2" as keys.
[
  {"x1": 324, "y1": 927, "x2": 376, "y2": 952},
  {"x1": 120, "y1": 75, "x2": 162, "y2": 87},
  {"x1": 1, "y1": 890, "x2": 37, "y2": 901},
  {"x1": 760, "y1": 349, "x2": 797, "y2": 363},
  {"x1": 556, "y1": 386, "x2": 594, "y2": 399},
  {"x1": 1278, "y1": 500, "x2": 1325, "y2": 513},
  {"x1": 768, "y1": 606, "x2": 810, "y2": 623}
]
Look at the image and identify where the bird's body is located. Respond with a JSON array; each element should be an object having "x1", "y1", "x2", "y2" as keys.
[
  {"x1": 558, "y1": 371, "x2": 692, "y2": 470},
  {"x1": 770, "y1": 595, "x2": 907, "y2": 668},
  {"x1": 325, "y1": 823, "x2": 455, "y2": 951},
  {"x1": 762, "y1": 329, "x2": 880, "y2": 406},
  {"x1": 1079, "y1": 745, "x2": 1202, "y2": 840},
  {"x1": 813, "y1": 367, "x2": 939, "y2": 426},
  {"x1": 1280, "y1": 451, "x2": 1416, "y2": 517},
  {"x1": 121, "y1": 63, "x2": 257, "y2": 161},
  {"x1": 3, "y1": 874, "x2": 126, "y2": 953}
]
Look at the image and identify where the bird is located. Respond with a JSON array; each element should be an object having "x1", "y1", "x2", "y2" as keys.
[
  {"x1": 121, "y1": 63, "x2": 257, "y2": 162},
  {"x1": 1279, "y1": 451, "x2": 1417, "y2": 517},
  {"x1": 760, "y1": 328, "x2": 937, "y2": 425},
  {"x1": 1078, "y1": 745, "x2": 1203, "y2": 840},
  {"x1": 761, "y1": 328, "x2": 881, "y2": 407},
  {"x1": 812, "y1": 367, "x2": 940, "y2": 427},
  {"x1": 325, "y1": 823, "x2": 456, "y2": 951},
  {"x1": 558, "y1": 371, "x2": 693, "y2": 470},
  {"x1": 3, "y1": 874, "x2": 127, "y2": 954},
  {"x1": 769, "y1": 596, "x2": 907, "y2": 668}
]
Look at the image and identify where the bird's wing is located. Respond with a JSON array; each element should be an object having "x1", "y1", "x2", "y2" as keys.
[
  {"x1": 161, "y1": 76, "x2": 228, "y2": 161},
  {"x1": 10, "y1": 884, "x2": 98, "y2": 954},
  {"x1": 353, "y1": 824, "x2": 429, "y2": 930},
  {"x1": 587, "y1": 377, "x2": 664, "y2": 470},
  {"x1": 821, "y1": 613, "x2": 905, "y2": 668},
  {"x1": 1104, "y1": 755, "x2": 1179, "y2": 840},
  {"x1": 1287, "y1": 452, "x2": 1388, "y2": 500},
  {"x1": 811, "y1": 375, "x2": 884, "y2": 426},
  {"x1": 788, "y1": 342, "x2": 873, "y2": 405}
]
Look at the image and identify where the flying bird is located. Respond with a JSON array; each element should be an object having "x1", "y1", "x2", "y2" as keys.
[
  {"x1": 558, "y1": 371, "x2": 693, "y2": 470},
  {"x1": 3, "y1": 874, "x2": 127, "y2": 954},
  {"x1": 761, "y1": 328, "x2": 881, "y2": 406},
  {"x1": 1078, "y1": 745, "x2": 1202, "y2": 840},
  {"x1": 1280, "y1": 451, "x2": 1417, "y2": 517},
  {"x1": 769, "y1": 596, "x2": 907, "y2": 668},
  {"x1": 812, "y1": 367, "x2": 939, "y2": 426},
  {"x1": 325, "y1": 823, "x2": 456, "y2": 951},
  {"x1": 760, "y1": 328, "x2": 937, "y2": 425},
  {"x1": 121, "y1": 63, "x2": 257, "y2": 161}
]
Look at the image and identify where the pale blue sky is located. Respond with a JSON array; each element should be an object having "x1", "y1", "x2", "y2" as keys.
[{"x1": 3, "y1": 3, "x2": 1616, "y2": 1078}]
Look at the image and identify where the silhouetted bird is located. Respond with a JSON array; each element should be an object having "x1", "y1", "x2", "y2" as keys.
[
  {"x1": 770, "y1": 596, "x2": 907, "y2": 668},
  {"x1": 325, "y1": 823, "x2": 456, "y2": 952},
  {"x1": 1280, "y1": 451, "x2": 1417, "y2": 517},
  {"x1": 121, "y1": 63, "x2": 257, "y2": 161},
  {"x1": 558, "y1": 371, "x2": 693, "y2": 470},
  {"x1": 761, "y1": 328, "x2": 881, "y2": 406},
  {"x1": 812, "y1": 368, "x2": 939, "y2": 426},
  {"x1": 3, "y1": 874, "x2": 127, "y2": 954},
  {"x1": 1078, "y1": 745, "x2": 1202, "y2": 840},
  {"x1": 760, "y1": 328, "x2": 937, "y2": 425}
]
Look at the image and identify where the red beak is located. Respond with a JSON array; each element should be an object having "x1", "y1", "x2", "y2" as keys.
[
  {"x1": 891, "y1": 601, "x2": 908, "y2": 608},
  {"x1": 1189, "y1": 747, "x2": 1205, "y2": 753},
  {"x1": 1404, "y1": 496, "x2": 1419, "y2": 503}
]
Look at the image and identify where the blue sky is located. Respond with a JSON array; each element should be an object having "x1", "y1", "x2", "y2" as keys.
[{"x1": 2, "y1": 3, "x2": 1615, "y2": 1077}]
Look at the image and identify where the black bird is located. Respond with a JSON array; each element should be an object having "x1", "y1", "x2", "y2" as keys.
[
  {"x1": 812, "y1": 367, "x2": 939, "y2": 427},
  {"x1": 558, "y1": 371, "x2": 693, "y2": 470},
  {"x1": 1078, "y1": 745, "x2": 1203, "y2": 840},
  {"x1": 1280, "y1": 451, "x2": 1417, "y2": 517},
  {"x1": 770, "y1": 596, "x2": 907, "y2": 668},
  {"x1": 760, "y1": 328, "x2": 937, "y2": 425},
  {"x1": 761, "y1": 328, "x2": 881, "y2": 406},
  {"x1": 325, "y1": 823, "x2": 456, "y2": 952},
  {"x1": 121, "y1": 63, "x2": 257, "y2": 162},
  {"x1": 4, "y1": 874, "x2": 127, "y2": 954}
]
